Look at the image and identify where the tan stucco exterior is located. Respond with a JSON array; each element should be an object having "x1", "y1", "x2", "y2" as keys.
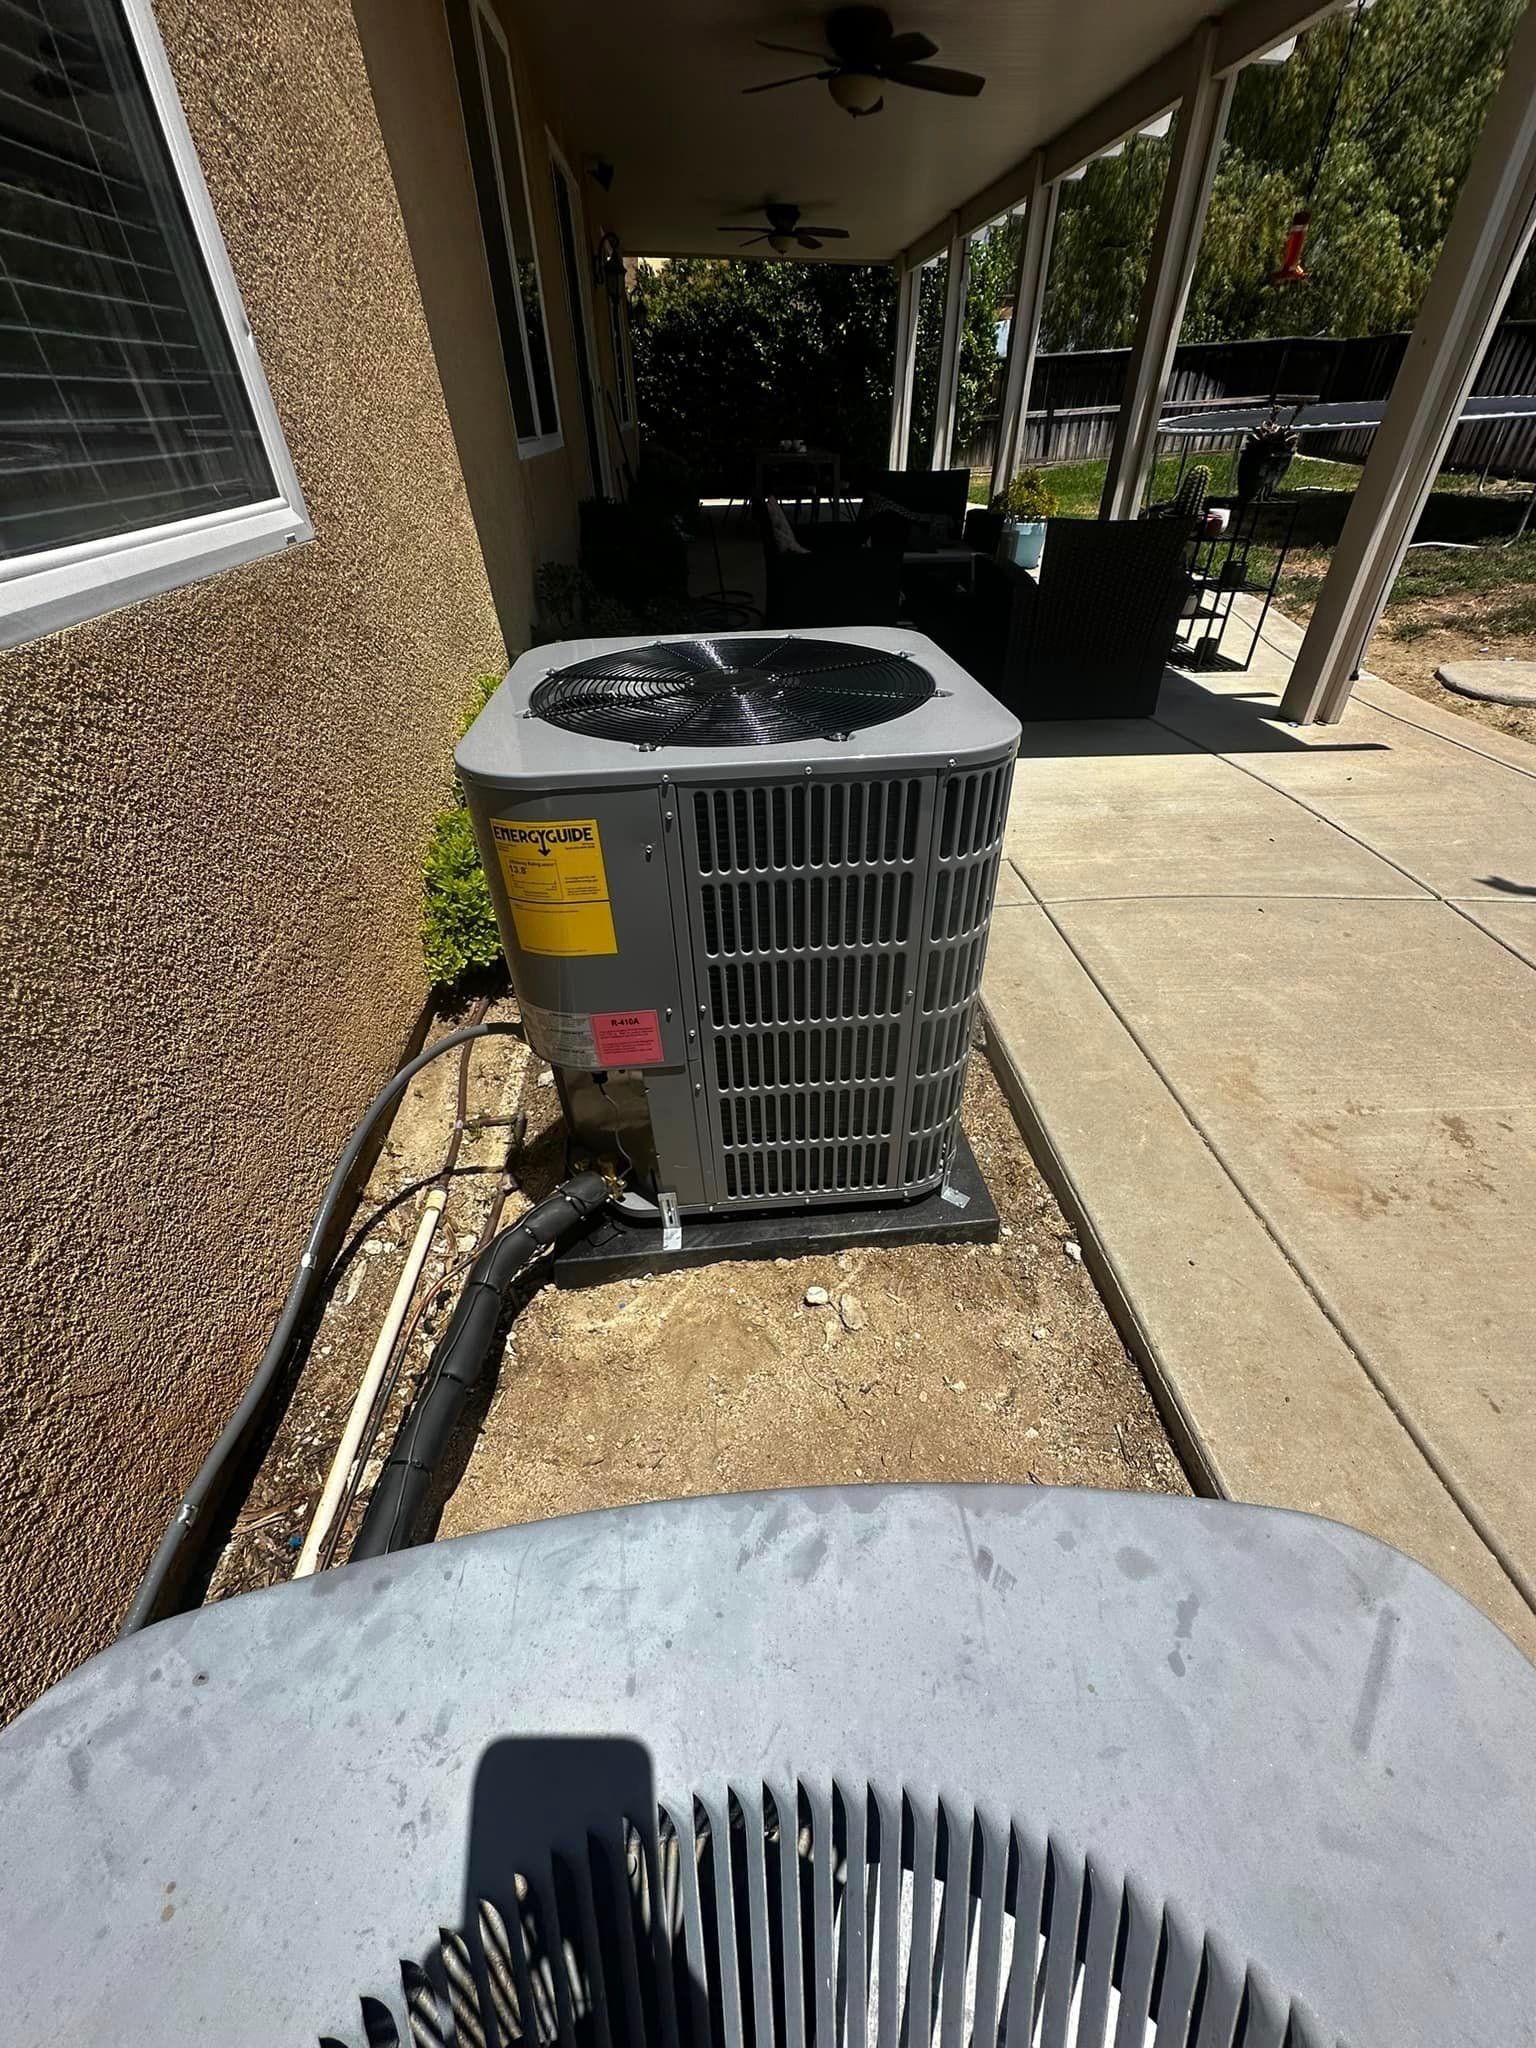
[{"x1": 0, "y1": 0, "x2": 514, "y2": 1717}]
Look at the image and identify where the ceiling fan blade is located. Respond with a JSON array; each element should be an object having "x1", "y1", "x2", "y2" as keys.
[
  {"x1": 882, "y1": 30, "x2": 938, "y2": 64},
  {"x1": 887, "y1": 61, "x2": 985, "y2": 96},
  {"x1": 797, "y1": 235, "x2": 823, "y2": 249},
  {"x1": 756, "y1": 37, "x2": 834, "y2": 58},
  {"x1": 801, "y1": 225, "x2": 850, "y2": 238},
  {"x1": 743, "y1": 70, "x2": 832, "y2": 92}
]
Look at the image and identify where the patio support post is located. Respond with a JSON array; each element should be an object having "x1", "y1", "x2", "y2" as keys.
[
  {"x1": 887, "y1": 264, "x2": 921, "y2": 468},
  {"x1": 1280, "y1": 0, "x2": 1536, "y2": 723},
  {"x1": 1099, "y1": 24, "x2": 1233, "y2": 520},
  {"x1": 930, "y1": 227, "x2": 969, "y2": 470},
  {"x1": 991, "y1": 156, "x2": 1058, "y2": 495}
]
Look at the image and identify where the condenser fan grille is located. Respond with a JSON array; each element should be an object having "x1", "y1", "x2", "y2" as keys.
[{"x1": 529, "y1": 637, "x2": 936, "y2": 747}]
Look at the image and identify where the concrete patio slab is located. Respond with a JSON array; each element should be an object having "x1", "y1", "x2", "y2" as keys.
[
  {"x1": 1006, "y1": 728, "x2": 1428, "y2": 903},
  {"x1": 1055, "y1": 895, "x2": 1536, "y2": 1604},
  {"x1": 982, "y1": 623, "x2": 1536, "y2": 1663},
  {"x1": 1459, "y1": 897, "x2": 1536, "y2": 966},
  {"x1": 983, "y1": 901, "x2": 1536, "y2": 1658}
]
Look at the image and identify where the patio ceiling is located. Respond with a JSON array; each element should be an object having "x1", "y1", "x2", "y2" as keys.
[{"x1": 523, "y1": 0, "x2": 1340, "y2": 266}]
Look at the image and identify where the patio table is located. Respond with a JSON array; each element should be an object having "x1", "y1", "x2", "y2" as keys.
[{"x1": 754, "y1": 445, "x2": 841, "y2": 521}]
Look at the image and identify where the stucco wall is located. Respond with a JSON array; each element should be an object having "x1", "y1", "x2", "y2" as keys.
[{"x1": 0, "y1": 0, "x2": 506, "y2": 1719}]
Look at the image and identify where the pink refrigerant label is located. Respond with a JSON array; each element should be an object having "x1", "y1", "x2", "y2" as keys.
[{"x1": 590, "y1": 1009, "x2": 664, "y2": 1066}]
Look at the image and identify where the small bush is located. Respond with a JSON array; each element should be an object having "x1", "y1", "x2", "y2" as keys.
[
  {"x1": 993, "y1": 467, "x2": 1059, "y2": 522},
  {"x1": 421, "y1": 674, "x2": 503, "y2": 990}
]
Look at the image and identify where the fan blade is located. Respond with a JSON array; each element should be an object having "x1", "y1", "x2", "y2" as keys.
[
  {"x1": 887, "y1": 61, "x2": 985, "y2": 95},
  {"x1": 797, "y1": 235, "x2": 823, "y2": 249},
  {"x1": 882, "y1": 30, "x2": 938, "y2": 63},
  {"x1": 799, "y1": 225, "x2": 850, "y2": 238},
  {"x1": 755, "y1": 37, "x2": 835, "y2": 58},
  {"x1": 743, "y1": 69, "x2": 832, "y2": 92}
]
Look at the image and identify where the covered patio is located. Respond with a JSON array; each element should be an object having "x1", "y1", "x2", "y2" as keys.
[{"x1": 522, "y1": 0, "x2": 1536, "y2": 724}]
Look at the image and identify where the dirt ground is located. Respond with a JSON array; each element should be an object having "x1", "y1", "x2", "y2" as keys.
[
  {"x1": 1362, "y1": 616, "x2": 1536, "y2": 749},
  {"x1": 208, "y1": 993, "x2": 1186, "y2": 1599}
]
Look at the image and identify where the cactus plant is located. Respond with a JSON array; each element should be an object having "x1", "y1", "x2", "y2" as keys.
[{"x1": 1172, "y1": 463, "x2": 1212, "y2": 524}]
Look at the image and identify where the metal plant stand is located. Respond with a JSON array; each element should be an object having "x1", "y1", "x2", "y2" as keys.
[{"x1": 1175, "y1": 494, "x2": 1300, "y2": 671}]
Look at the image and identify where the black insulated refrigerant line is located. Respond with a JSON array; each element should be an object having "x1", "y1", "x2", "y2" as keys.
[
  {"x1": 119, "y1": 1021, "x2": 525, "y2": 1638},
  {"x1": 350, "y1": 1170, "x2": 611, "y2": 1561}
]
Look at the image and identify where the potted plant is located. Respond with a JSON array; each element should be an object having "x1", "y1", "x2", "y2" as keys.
[
  {"x1": 992, "y1": 467, "x2": 1059, "y2": 570},
  {"x1": 1236, "y1": 419, "x2": 1299, "y2": 506}
]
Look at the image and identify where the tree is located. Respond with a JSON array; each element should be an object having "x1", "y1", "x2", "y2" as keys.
[
  {"x1": 908, "y1": 219, "x2": 1022, "y2": 465},
  {"x1": 1039, "y1": 0, "x2": 1525, "y2": 352},
  {"x1": 628, "y1": 258, "x2": 898, "y2": 489}
]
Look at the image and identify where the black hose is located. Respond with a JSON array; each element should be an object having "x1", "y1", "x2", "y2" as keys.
[
  {"x1": 350, "y1": 1171, "x2": 610, "y2": 1561},
  {"x1": 119, "y1": 1022, "x2": 523, "y2": 1638}
]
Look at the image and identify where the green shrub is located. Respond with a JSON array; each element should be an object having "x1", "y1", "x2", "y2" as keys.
[
  {"x1": 993, "y1": 467, "x2": 1059, "y2": 522},
  {"x1": 421, "y1": 674, "x2": 504, "y2": 989}
]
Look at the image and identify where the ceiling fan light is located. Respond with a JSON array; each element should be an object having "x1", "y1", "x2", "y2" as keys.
[
  {"x1": 829, "y1": 70, "x2": 884, "y2": 114},
  {"x1": 768, "y1": 233, "x2": 794, "y2": 253}
]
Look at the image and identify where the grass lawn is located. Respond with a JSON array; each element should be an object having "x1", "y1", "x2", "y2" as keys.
[{"x1": 972, "y1": 450, "x2": 1536, "y2": 743}]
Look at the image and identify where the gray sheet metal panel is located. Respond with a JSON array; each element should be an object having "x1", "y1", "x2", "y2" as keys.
[{"x1": 3, "y1": 1487, "x2": 1534, "y2": 2047}]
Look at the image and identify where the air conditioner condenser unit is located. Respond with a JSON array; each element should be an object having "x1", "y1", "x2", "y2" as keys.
[{"x1": 456, "y1": 628, "x2": 1019, "y2": 1222}]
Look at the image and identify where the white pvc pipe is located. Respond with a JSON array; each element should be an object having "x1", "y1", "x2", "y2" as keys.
[{"x1": 293, "y1": 1189, "x2": 448, "y2": 1577}]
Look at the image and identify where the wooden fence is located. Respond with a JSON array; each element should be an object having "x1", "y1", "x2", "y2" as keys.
[{"x1": 958, "y1": 322, "x2": 1536, "y2": 480}]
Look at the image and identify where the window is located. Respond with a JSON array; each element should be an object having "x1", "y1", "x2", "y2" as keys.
[
  {"x1": 0, "y1": 0, "x2": 309, "y2": 647},
  {"x1": 447, "y1": 0, "x2": 561, "y2": 456},
  {"x1": 608, "y1": 282, "x2": 633, "y2": 430}
]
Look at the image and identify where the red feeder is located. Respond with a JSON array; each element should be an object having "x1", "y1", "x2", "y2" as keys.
[{"x1": 1269, "y1": 207, "x2": 1311, "y2": 286}]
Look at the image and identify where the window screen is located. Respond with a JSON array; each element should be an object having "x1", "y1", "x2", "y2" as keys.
[
  {"x1": 0, "y1": 0, "x2": 278, "y2": 561},
  {"x1": 445, "y1": 0, "x2": 560, "y2": 450}
]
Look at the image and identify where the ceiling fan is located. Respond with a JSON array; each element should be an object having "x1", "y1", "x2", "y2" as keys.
[
  {"x1": 717, "y1": 202, "x2": 852, "y2": 253},
  {"x1": 745, "y1": 6, "x2": 985, "y2": 118}
]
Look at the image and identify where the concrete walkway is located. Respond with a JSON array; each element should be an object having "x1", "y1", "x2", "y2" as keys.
[{"x1": 982, "y1": 604, "x2": 1536, "y2": 1659}]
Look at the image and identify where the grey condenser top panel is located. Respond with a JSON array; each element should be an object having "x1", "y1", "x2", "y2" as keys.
[{"x1": 456, "y1": 627, "x2": 1020, "y2": 793}]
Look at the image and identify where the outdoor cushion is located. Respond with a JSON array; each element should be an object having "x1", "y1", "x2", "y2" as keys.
[
  {"x1": 857, "y1": 489, "x2": 958, "y2": 549},
  {"x1": 763, "y1": 497, "x2": 808, "y2": 555}
]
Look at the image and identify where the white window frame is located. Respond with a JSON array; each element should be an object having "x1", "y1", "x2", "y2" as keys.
[
  {"x1": 465, "y1": 0, "x2": 562, "y2": 459},
  {"x1": 547, "y1": 132, "x2": 611, "y2": 495},
  {"x1": 0, "y1": 0, "x2": 310, "y2": 650}
]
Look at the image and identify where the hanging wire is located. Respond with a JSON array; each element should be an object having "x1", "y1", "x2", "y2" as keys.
[{"x1": 1304, "y1": 0, "x2": 1367, "y2": 204}]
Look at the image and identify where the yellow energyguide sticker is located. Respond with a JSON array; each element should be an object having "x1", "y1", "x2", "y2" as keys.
[{"x1": 490, "y1": 817, "x2": 618, "y2": 957}]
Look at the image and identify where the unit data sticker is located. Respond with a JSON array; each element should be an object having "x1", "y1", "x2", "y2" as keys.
[
  {"x1": 517, "y1": 1000, "x2": 598, "y2": 1070},
  {"x1": 490, "y1": 817, "x2": 617, "y2": 957}
]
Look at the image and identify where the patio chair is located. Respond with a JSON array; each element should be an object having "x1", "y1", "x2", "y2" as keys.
[
  {"x1": 857, "y1": 466, "x2": 970, "y2": 529},
  {"x1": 996, "y1": 516, "x2": 1192, "y2": 718},
  {"x1": 2, "y1": 1484, "x2": 1533, "y2": 2045},
  {"x1": 756, "y1": 497, "x2": 901, "y2": 629}
]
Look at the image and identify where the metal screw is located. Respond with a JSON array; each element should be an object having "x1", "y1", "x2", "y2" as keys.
[
  {"x1": 688, "y1": 1028, "x2": 697, "y2": 1042},
  {"x1": 665, "y1": 1007, "x2": 673, "y2": 1020},
  {"x1": 644, "y1": 843, "x2": 654, "y2": 860}
]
